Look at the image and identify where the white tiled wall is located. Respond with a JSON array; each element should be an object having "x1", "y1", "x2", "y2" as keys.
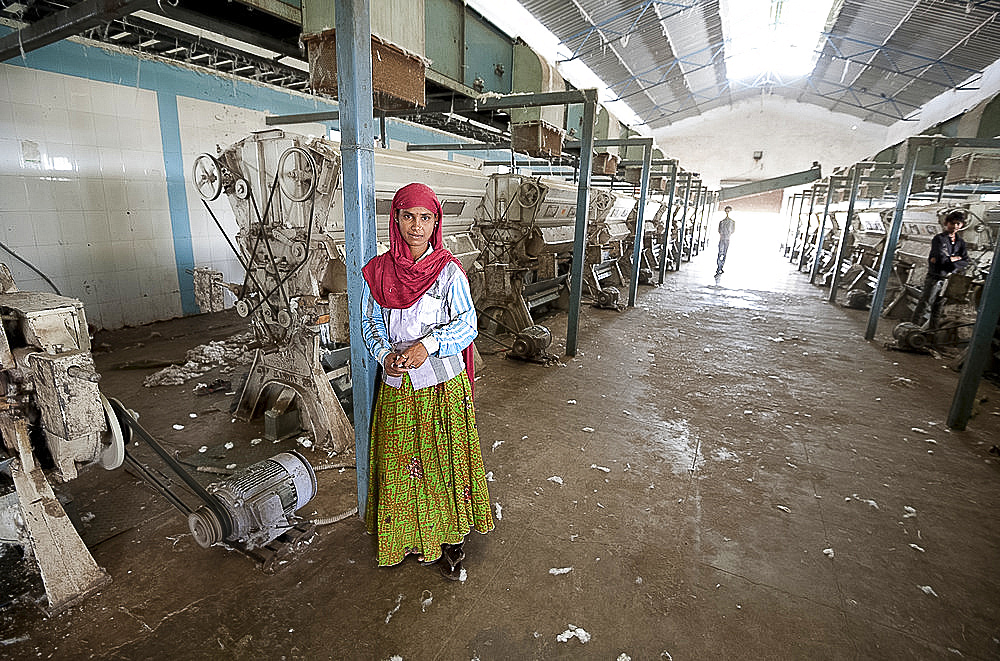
[{"x1": 0, "y1": 62, "x2": 180, "y2": 330}]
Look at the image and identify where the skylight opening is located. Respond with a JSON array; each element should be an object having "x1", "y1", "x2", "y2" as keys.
[{"x1": 722, "y1": 0, "x2": 836, "y2": 83}]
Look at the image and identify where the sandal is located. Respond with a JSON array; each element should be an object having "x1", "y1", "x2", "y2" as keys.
[{"x1": 439, "y1": 543, "x2": 465, "y2": 581}]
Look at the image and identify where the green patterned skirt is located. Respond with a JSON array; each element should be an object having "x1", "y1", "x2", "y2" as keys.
[{"x1": 365, "y1": 370, "x2": 494, "y2": 566}]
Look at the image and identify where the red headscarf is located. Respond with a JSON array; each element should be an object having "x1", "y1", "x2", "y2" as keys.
[{"x1": 361, "y1": 182, "x2": 476, "y2": 393}]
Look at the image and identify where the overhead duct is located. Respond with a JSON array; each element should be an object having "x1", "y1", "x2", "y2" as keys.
[{"x1": 300, "y1": 0, "x2": 428, "y2": 110}]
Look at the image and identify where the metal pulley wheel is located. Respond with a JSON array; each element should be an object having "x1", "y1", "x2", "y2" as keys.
[
  {"x1": 290, "y1": 241, "x2": 308, "y2": 262},
  {"x1": 98, "y1": 394, "x2": 127, "y2": 470},
  {"x1": 192, "y1": 154, "x2": 223, "y2": 201},
  {"x1": 188, "y1": 505, "x2": 225, "y2": 548},
  {"x1": 516, "y1": 181, "x2": 542, "y2": 207},
  {"x1": 234, "y1": 178, "x2": 249, "y2": 199},
  {"x1": 235, "y1": 299, "x2": 251, "y2": 317},
  {"x1": 892, "y1": 322, "x2": 928, "y2": 350},
  {"x1": 276, "y1": 309, "x2": 292, "y2": 328},
  {"x1": 277, "y1": 146, "x2": 318, "y2": 202},
  {"x1": 593, "y1": 191, "x2": 612, "y2": 211}
]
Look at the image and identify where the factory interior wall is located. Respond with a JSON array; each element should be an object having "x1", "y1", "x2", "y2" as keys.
[
  {"x1": 0, "y1": 28, "x2": 485, "y2": 331},
  {"x1": 651, "y1": 95, "x2": 888, "y2": 190}
]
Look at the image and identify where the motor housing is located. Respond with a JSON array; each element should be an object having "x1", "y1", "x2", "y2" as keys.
[
  {"x1": 188, "y1": 451, "x2": 317, "y2": 550},
  {"x1": 510, "y1": 325, "x2": 552, "y2": 361}
]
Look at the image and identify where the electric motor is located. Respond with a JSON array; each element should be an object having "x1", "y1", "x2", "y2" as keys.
[
  {"x1": 188, "y1": 451, "x2": 317, "y2": 550},
  {"x1": 510, "y1": 325, "x2": 552, "y2": 361},
  {"x1": 595, "y1": 286, "x2": 622, "y2": 309}
]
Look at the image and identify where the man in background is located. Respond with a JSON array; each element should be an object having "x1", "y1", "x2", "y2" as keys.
[
  {"x1": 716, "y1": 206, "x2": 736, "y2": 276},
  {"x1": 910, "y1": 208, "x2": 969, "y2": 327}
]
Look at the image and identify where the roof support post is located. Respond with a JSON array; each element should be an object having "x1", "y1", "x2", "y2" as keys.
[
  {"x1": 657, "y1": 163, "x2": 678, "y2": 284},
  {"x1": 949, "y1": 246, "x2": 1000, "y2": 430},
  {"x1": 566, "y1": 89, "x2": 598, "y2": 357},
  {"x1": 675, "y1": 173, "x2": 693, "y2": 270},
  {"x1": 334, "y1": 0, "x2": 378, "y2": 518},
  {"x1": 828, "y1": 165, "x2": 862, "y2": 304},
  {"x1": 798, "y1": 186, "x2": 819, "y2": 271},
  {"x1": 627, "y1": 138, "x2": 653, "y2": 307}
]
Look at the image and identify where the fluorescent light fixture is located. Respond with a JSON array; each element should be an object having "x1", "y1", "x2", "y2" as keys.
[
  {"x1": 721, "y1": 0, "x2": 836, "y2": 83},
  {"x1": 110, "y1": 31, "x2": 131, "y2": 40},
  {"x1": 139, "y1": 38, "x2": 159, "y2": 48},
  {"x1": 190, "y1": 52, "x2": 212, "y2": 60}
]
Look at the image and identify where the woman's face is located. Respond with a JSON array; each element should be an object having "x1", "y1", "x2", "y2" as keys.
[{"x1": 397, "y1": 205, "x2": 437, "y2": 259}]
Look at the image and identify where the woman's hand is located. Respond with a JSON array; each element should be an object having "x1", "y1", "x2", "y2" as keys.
[
  {"x1": 388, "y1": 343, "x2": 429, "y2": 373},
  {"x1": 383, "y1": 352, "x2": 406, "y2": 377}
]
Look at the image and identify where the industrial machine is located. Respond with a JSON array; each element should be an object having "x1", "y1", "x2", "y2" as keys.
[
  {"x1": 472, "y1": 172, "x2": 576, "y2": 358},
  {"x1": 191, "y1": 129, "x2": 484, "y2": 447},
  {"x1": 0, "y1": 264, "x2": 125, "y2": 614},
  {"x1": 888, "y1": 203, "x2": 999, "y2": 350},
  {"x1": 583, "y1": 188, "x2": 637, "y2": 309},
  {"x1": 839, "y1": 209, "x2": 891, "y2": 309},
  {"x1": 620, "y1": 196, "x2": 666, "y2": 285},
  {"x1": 0, "y1": 263, "x2": 322, "y2": 613}
]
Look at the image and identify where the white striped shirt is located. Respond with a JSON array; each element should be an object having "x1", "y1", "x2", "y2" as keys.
[{"x1": 360, "y1": 251, "x2": 477, "y2": 390}]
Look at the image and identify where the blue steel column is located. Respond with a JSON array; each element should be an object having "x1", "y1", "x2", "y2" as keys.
[
  {"x1": 566, "y1": 90, "x2": 597, "y2": 357},
  {"x1": 864, "y1": 140, "x2": 919, "y2": 340},
  {"x1": 675, "y1": 172, "x2": 692, "y2": 270},
  {"x1": 628, "y1": 139, "x2": 653, "y2": 306},
  {"x1": 790, "y1": 193, "x2": 808, "y2": 263},
  {"x1": 691, "y1": 185, "x2": 703, "y2": 256},
  {"x1": 657, "y1": 163, "x2": 678, "y2": 284},
  {"x1": 948, "y1": 246, "x2": 1000, "y2": 430},
  {"x1": 334, "y1": 0, "x2": 378, "y2": 517},
  {"x1": 810, "y1": 180, "x2": 836, "y2": 284},
  {"x1": 798, "y1": 186, "x2": 818, "y2": 271},
  {"x1": 828, "y1": 165, "x2": 861, "y2": 304}
]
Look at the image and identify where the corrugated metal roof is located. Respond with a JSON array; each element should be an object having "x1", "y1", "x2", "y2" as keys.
[{"x1": 519, "y1": 0, "x2": 1000, "y2": 128}]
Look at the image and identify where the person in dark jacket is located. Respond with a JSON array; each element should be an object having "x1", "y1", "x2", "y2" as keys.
[{"x1": 910, "y1": 208, "x2": 969, "y2": 327}]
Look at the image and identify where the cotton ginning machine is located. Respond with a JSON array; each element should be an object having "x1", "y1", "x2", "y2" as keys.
[
  {"x1": 621, "y1": 196, "x2": 665, "y2": 285},
  {"x1": 839, "y1": 209, "x2": 891, "y2": 309},
  {"x1": 191, "y1": 129, "x2": 484, "y2": 445},
  {"x1": 472, "y1": 172, "x2": 577, "y2": 350},
  {"x1": 0, "y1": 264, "x2": 122, "y2": 614},
  {"x1": 585, "y1": 188, "x2": 637, "y2": 309}
]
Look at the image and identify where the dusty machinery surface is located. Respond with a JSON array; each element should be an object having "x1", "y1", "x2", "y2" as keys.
[
  {"x1": 0, "y1": 264, "x2": 122, "y2": 614},
  {"x1": 619, "y1": 196, "x2": 664, "y2": 286},
  {"x1": 472, "y1": 173, "x2": 577, "y2": 360},
  {"x1": 192, "y1": 129, "x2": 484, "y2": 448},
  {"x1": 838, "y1": 209, "x2": 891, "y2": 309},
  {"x1": 583, "y1": 188, "x2": 637, "y2": 309}
]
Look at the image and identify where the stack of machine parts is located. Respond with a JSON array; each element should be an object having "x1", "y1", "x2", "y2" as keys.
[
  {"x1": 191, "y1": 130, "x2": 484, "y2": 434},
  {"x1": 0, "y1": 264, "x2": 122, "y2": 614},
  {"x1": 887, "y1": 203, "x2": 998, "y2": 352}
]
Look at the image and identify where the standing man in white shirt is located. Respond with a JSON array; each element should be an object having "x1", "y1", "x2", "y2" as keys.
[{"x1": 716, "y1": 206, "x2": 736, "y2": 276}]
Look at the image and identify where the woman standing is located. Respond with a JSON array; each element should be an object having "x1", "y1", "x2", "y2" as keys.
[{"x1": 360, "y1": 182, "x2": 494, "y2": 579}]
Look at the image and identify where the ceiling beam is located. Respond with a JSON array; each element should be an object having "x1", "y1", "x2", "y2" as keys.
[{"x1": 0, "y1": 0, "x2": 157, "y2": 62}]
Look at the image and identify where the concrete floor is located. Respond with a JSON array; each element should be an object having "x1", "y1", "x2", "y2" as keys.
[{"x1": 3, "y1": 230, "x2": 1000, "y2": 660}]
